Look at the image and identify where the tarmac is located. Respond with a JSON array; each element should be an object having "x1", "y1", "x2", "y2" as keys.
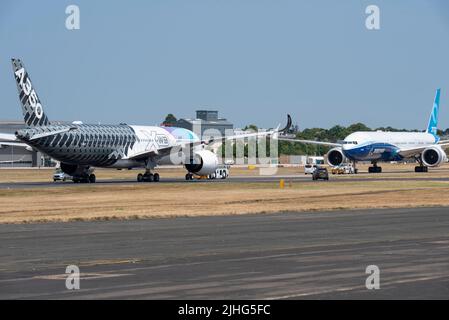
[{"x1": 1, "y1": 207, "x2": 448, "y2": 299}]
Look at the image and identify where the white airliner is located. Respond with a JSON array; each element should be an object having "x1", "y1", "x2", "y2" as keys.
[
  {"x1": 280, "y1": 89, "x2": 449, "y2": 173},
  {"x1": 1, "y1": 58, "x2": 291, "y2": 183}
]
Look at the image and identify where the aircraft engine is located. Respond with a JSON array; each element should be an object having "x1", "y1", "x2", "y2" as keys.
[
  {"x1": 422, "y1": 146, "x2": 447, "y2": 167},
  {"x1": 326, "y1": 148, "x2": 347, "y2": 167},
  {"x1": 185, "y1": 150, "x2": 219, "y2": 176}
]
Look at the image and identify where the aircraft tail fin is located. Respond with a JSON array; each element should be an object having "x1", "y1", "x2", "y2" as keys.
[
  {"x1": 426, "y1": 88, "x2": 440, "y2": 138},
  {"x1": 11, "y1": 58, "x2": 50, "y2": 127}
]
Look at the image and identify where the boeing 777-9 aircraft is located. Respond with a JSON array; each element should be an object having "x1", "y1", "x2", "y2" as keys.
[
  {"x1": 1, "y1": 59, "x2": 291, "y2": 183},
  {"x1": 280, "y1": 89, "x2": 449, "y2": 173}
]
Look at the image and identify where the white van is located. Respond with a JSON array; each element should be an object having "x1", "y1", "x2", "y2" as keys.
[{"x1": 304, "y1": 164, "x2": 317, "y2": 174}]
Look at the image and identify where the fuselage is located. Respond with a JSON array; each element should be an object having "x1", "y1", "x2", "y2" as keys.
[
  {"x1": 15, "y1": 124, "x2": 200, "y2": 168},
  {"x1": 341, "y1": 131, "x2": 438, "y2": 162}
]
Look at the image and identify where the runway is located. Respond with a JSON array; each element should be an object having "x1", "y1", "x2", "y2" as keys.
[
  {"x1": 1, "y1": 207, "x2": 449, "y2": 299},
  {"x1": 1, "y1": 174, "x2": 449, "y2": 189}
]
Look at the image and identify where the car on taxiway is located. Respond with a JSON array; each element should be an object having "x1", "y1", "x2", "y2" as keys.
[
  {"x1": 53, "y1": 169, "x2": 72, "y2": 182},
  {"x1": 304, "y1": 164, "x2": 318, "y2": 174},
  {"x1": 312, "y1": 166, "x2": 329, "y2": 181}
]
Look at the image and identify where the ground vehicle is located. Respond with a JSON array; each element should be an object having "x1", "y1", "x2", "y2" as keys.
[
  {"x1": 208, "y1": 166, "x2": 229, "y2": 179},
  {"x1": 312, "y1": 167, "x2": 329, "y2": 180},
  {"x1": 304, "y1": 164, "x2": 317, "y2": 174},
  {"x1": 331, "y1": 164, "x2": 355, "y2": 175},
  {"x1": 53, "y1": 169, "x2": 72, "y2": 182}
]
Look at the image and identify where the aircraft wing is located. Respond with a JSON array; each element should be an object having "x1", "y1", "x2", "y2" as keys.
[
  {"x1": 0, "y1": 141, "x2": 30, "y2": 147},
  {"x1": 126, "y1": 145, "x2": 176, "y2": 161},
  {"x1": 0, "y1": 156, "x2": 26, "y2": 164},
  {"x1": 127, "y1": 141, "x2": 204, "y2": 161},
  {"x1": 205, "y1": 114, "x2": 293, "y2": 149},
  {"x1": 0, "y1": 133, "x2": 19, "y2": 142},
  {"x1": 129, "y1": 115, "x2": 292, "y2": 161},
  {"x1": 398, "y1": 143, "x2": 449, "y2": 158},
  {"x1": 278, "y1": 137, "x2": 342, "y2": 147},
  {"x1": 0, "y1": 133, "x2": 32, "y2": 150}
]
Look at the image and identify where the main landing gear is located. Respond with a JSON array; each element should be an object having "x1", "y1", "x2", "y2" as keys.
[
  {"x1": 73, "y1": 174, "x2": 96, "y2": 183},
  {"x1": 352, "y1": 161, "x2": 359, "y2": 174},
  {"x1": 137, "y1": 170, "x2": 160, "y2": 182},
  {"x1": 185, "y1": 173, "x2": 194, "y2": 181},
  {"x1": 414, "y1": 156, "x2": 428, "y2": 173},
  {"x1": 368, "y1": 161, "x2": 382, "y2": 173}
]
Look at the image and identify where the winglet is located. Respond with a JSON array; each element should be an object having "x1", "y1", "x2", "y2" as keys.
[{"x1": 278, "y1": 114, "x2": 292, "y2": 133}]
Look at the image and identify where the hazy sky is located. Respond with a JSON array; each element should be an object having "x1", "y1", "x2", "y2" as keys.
[{"x1": 1, "y1": 0, "x2": 449, "y2": 130}]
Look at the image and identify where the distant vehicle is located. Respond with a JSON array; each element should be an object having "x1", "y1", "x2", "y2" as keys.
[
  {"x1": 53, "y1": 169, "x2": 72, "y2": 182},
  {"x1": 331, "y1": 164, "x2": 356, "y2": 175},
  {"x1": 312, "y1": 167, "x2": 329, "y2": 181},
  {"x1": 208, "y1": 166, "x2": 229, "y2": 180},
  {"x1": 307, "y1": 156, "x2": 325, "y2": 165},
  {"x1": 304, "y1": 164, "x2": 317, "y2": 174}
]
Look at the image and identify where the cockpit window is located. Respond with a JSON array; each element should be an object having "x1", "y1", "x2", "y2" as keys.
[{"x1": 339, "y1": 141, "x2": 358, "y2": 145}]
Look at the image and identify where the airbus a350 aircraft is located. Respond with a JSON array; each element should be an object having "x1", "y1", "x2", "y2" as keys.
[
  {"x1": 3, "y1": 58, "x2": 291, "y2": 183},
  {"x1": 281, "y1": 89, "x2": 449, "y2": 173}
]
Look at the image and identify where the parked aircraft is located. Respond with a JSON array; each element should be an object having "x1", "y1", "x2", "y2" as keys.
[
  {"x1": 4, "y1": 58, "x2": 291, "y2": 182},
  {"x1": 280, "y1": 89, "x2": 449, "y2": 173}
]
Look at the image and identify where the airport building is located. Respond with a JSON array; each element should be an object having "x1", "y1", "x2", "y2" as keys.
[
  {"x1": 0, "y1": 120, "x2": 54, "y2": 167},
  {"x1": 176, "y1": 110, "x2": 233, "y2": 139}
]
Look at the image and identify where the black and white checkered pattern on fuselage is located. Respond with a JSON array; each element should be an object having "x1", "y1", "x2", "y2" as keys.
[{"x1": 17, "y1": 124, "x2": 137, "y2": 166}]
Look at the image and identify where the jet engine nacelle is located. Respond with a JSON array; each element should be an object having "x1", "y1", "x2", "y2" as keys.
[
  {"x1": 185, "y1": 150, "x2": 219, "y2": 176},
  {"x1": 326, "y1": 148, "x2": 347, "y2": 167},
  {"x1": 422, "y1": 146, "x2": 447, "y2": 167}
]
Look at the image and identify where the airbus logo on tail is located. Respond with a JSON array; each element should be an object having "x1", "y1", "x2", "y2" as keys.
[{"x1": 14, "y1": 67, "x2": 43, "y2": 119}]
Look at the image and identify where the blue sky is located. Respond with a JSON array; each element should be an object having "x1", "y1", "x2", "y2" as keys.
[{"x1": 1, "y1": 0, "x2": 449, "y2": 129}]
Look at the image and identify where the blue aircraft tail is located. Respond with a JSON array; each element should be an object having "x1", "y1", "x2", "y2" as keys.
[{"x1": 426, "y1": 88, "x2": 440, "y2": 138}]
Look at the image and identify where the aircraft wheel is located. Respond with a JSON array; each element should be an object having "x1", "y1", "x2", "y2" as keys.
[
  {"x1": 415, "y1": 166, "x2": 428, "y2": 173},
  {"x1": 137, "y1": 173, "x2": 143, "y2": 182},
  {"x1": 368, "y1": 166, "x2": 382, "y2": 173},
  {"x1": 89, "y1": 174, "x2": 96, "y2": 183},
  {"x1": 145, "y1": 174, "x2": 154, "y2": 182},
  {"x1": 153, "y1": 173, "x2": 160, "y2": 182}
]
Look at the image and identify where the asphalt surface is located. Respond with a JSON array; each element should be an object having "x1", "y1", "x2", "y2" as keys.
[
  {"x1": 1, "y1": 174, "x2": 449, "y2": 189},
  {"x1": 1, "y1": 207, "x2": 449, "y2": 299}
]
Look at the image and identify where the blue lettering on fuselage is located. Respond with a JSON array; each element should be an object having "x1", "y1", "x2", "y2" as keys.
[{"x1": 343, "y1": 142, "x2": 403, "y2": 162}]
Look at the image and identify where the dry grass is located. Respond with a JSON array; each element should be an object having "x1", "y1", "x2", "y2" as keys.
[{"x1": 1, "y1": 164, "x2": 449, "y2": 223}]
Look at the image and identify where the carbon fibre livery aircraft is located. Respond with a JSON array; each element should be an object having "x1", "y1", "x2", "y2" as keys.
[
  {"x1": 4, "y1": 58, "x2": 291, "y2": 183},
  {"x1": 280, "y1": 89, "x2": 449, "y2": 173}
]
